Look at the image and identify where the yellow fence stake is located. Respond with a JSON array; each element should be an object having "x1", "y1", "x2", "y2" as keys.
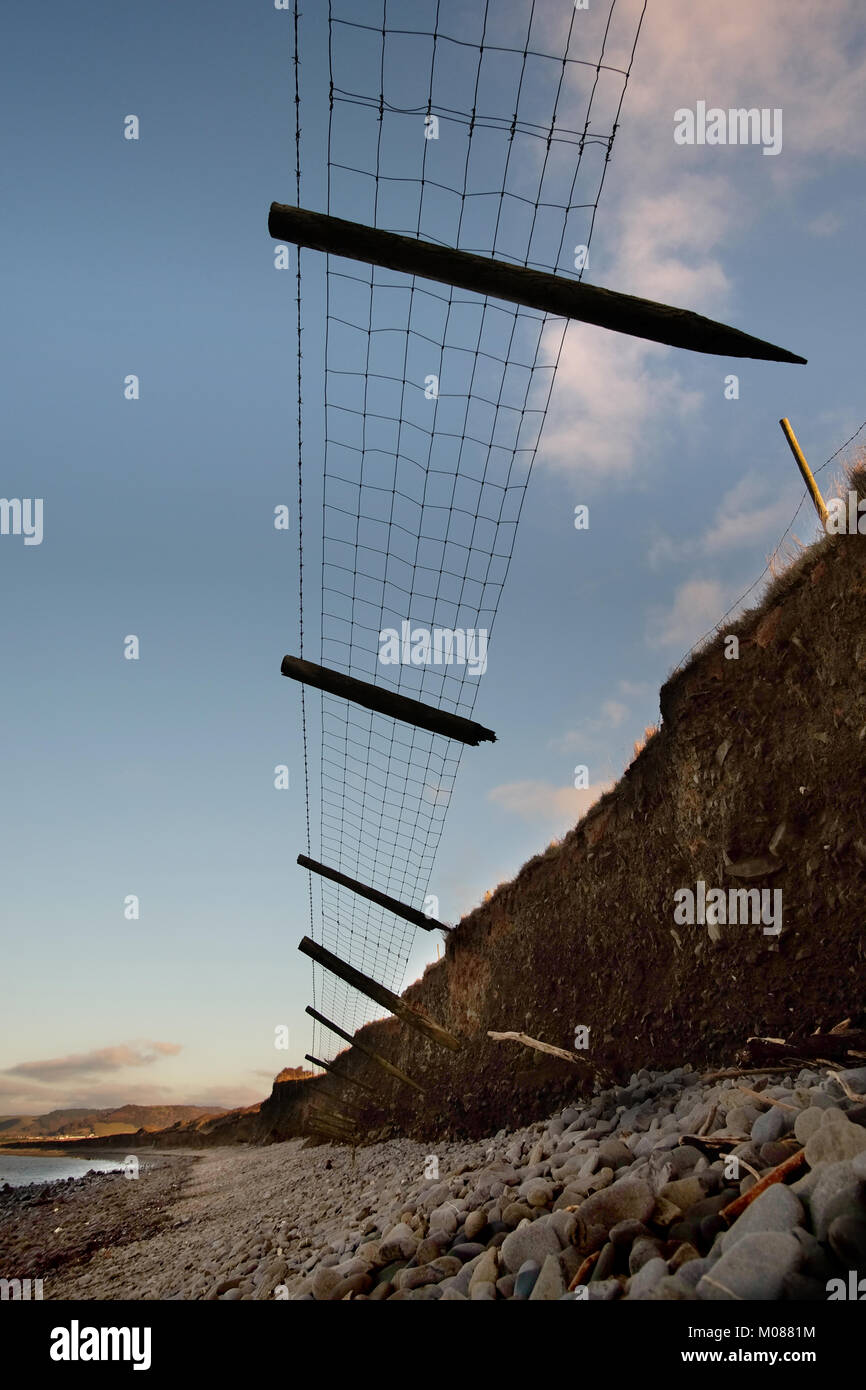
[{"x1": 779, "y1": 417, "x2": 828, "y2": 527}]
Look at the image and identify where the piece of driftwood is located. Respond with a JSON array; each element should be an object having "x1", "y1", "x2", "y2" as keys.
[
  {"x1": 487, "y1": 1030, "x2": 579, "y2": 1065},
  {"x1": 720, "y1": 1148, "x2": 808, "y2": 1226},
  {"x1": 568, "y1": 1251, "x2": 601, "y2": 1289},
  {"x1": 701, "y1": 1066, "x2": 799, "y2": 1083},
  {"x1": 816, "y1": 1065, "x2": 866, "y2": 1103},
  {"x1": 733, "y1": 1155, "x2": 764, "y2": 1184},
  {"x1": 740, "y1": 1030, "x2": 866, "y2": 1066},
  {"x1": 697, "y1": 1104, "x2": 719, "y2": 1137},
  {"x1": 828, "y1": 1067, "x2": 866, "y2": 1100},
  {"x1": 679, "y1": 1134, "x2": 751, "y2": 1151},
  {"x1": 735, "y1": 1086, "x2": 798, "y2": 1112}
]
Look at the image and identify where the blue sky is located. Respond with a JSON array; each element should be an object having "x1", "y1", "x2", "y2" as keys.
[{"x1": 3, "y1": 0, "x2": 865, "y2": 1114}]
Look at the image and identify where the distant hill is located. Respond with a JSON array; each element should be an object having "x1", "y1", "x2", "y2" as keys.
[
  {"x1": 0, "y1": 1104, "x2": 225, "y2": 1139},
  {"x1": 0, "y1": 1068, "x2": 316, "y2": 1151}
]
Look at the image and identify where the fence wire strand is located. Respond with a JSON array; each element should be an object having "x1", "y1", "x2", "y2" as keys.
[{"x1": 292, "y1": 0, "x2": 647, "y2": 1066}]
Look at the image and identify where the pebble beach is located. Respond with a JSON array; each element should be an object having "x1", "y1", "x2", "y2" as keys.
[{"x1": 3, "y1": 1061, "x2": 865, "y2": 1301}]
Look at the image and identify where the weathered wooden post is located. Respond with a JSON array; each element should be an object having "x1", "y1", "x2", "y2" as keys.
[
  {"x1": 304, "y1": 1053, "x2": 380, "y2": 1096},
  {"x1": 281, "y1": 656, "x2": 495, "y2": 745},
  {"x1": 298, "y1": 854, "x2": 450, "y2": 933},
  {"x1": 268, "y1": 202, "x2": 807, "y2": 363},
  {"x1": 306, "y1": 1004, "x2": 424, "y2": 1092},
  {"x1": 299, "y1": 936, "x2": 461, "y2": 1050}
]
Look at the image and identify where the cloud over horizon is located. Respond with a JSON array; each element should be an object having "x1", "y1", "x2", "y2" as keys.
[{"x1": 3, "y1": 1039, "x2": 183, "y2": 1085}]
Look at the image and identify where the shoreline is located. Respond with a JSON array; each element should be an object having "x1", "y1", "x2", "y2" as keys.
[
  {"x1": 0, "y1": 1145, "x2": 205, "y2": 1161},
  {"x1": 2, "y1": 1145, "x2": 142, "y2": 1162},
  {"x1": 0, "y1": 1152, "x2": 199, "y2": 1292}
]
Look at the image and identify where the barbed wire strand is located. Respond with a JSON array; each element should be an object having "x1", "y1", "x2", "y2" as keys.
[{"x1": 670, "y1": 414, "x2": 866, "y2": 679}]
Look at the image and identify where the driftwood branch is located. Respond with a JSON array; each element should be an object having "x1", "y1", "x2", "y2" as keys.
[
  {"x1": 720, "y1": 1148, "x2": 808, "y2": 1226},
  {"x1": 740, "y1": 1031, "x2": 866, "y2": 1066},
  {"x1": 679, "y1": 1135, "x2": 750, "y2": 1151},
  {"x1": 701, "y1": 1066, "x2": 799, "y2": 1083},
  {"x1": 735, "y1": 1087, "x2": 799, "y2": 1112},
  {"x1": 816, "y1": 1064, "x2": 866, "y2": 1103},
  {"x1": 568, "y1": 1250, "x2": 600, "y2": 1289},
  {"x1": 488, "y1": 1030, "x2": 579, "y2": 1065}
]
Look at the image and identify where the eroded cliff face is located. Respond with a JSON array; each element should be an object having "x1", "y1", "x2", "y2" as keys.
[
  {"x1": 255, "y1": 524, "x2": 866, "y2": 1142},
  {"x1": 75, "y1": 523, "x2": 866, "y2": 1153}
]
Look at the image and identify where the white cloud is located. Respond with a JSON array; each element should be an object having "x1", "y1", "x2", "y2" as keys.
[
  {"x1": 487, "y1": 778, "x2": 611, "y2": 825},
  {"x1": 602, "y1": 698, "x2": 629, "y2": 727},
  {"x1": 611, "y1": 179, "x2": 734, "y2": 310},
  {"x1": 538, "y1": 325, "x2": 702, "y2": 481},
  {"x1": 4, "y1": 1040, "x2": 183, "y2": 1084},
  {"x1": 702, "y1": 474, "x2": 798, "y2": 555},
  {"x1": 647, "y1": 471, "x2": 800, "y2": 569},
  {"x1": 532, "y1": 0, "x2": 866, "y2": 484},
  {"x1": 807, "y1": 211, "x2": 843, "y2": 239},
  {"x1": 552, "y1": 695, "x2": 630, "y2": 754},
  {"x1": 622, "y1": 0, "x2": 866, "y2": 161},
  {"x1": 646, "y1": 578, "x2": 727, "y2": 648}
]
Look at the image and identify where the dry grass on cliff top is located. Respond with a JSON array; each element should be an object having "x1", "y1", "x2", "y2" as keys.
[
  {"x1": 468, "y1": 455, "x2": 866, "y2": 912},
  {"x1": 678, "y1": 454, "x2": 866, "y2": 677}
]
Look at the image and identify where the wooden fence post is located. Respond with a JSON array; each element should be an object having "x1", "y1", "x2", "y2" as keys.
[
  {"x1": 306, "y1": 1004, "x2": 424, "y2": 1092},
  {"x1": 299, "y1": 936, "x2": 461, "y2": 1051},
  {"x1": 268, "y1": 202, "x2": 806, "y2": 364},
  {"x1": 779, "y1": 418, "x2": 829, "y2": 527}
]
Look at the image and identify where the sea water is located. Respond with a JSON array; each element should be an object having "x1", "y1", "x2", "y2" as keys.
[{"x1": 0, "y1": 1154, "x2": 128, "y2": 1188}]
